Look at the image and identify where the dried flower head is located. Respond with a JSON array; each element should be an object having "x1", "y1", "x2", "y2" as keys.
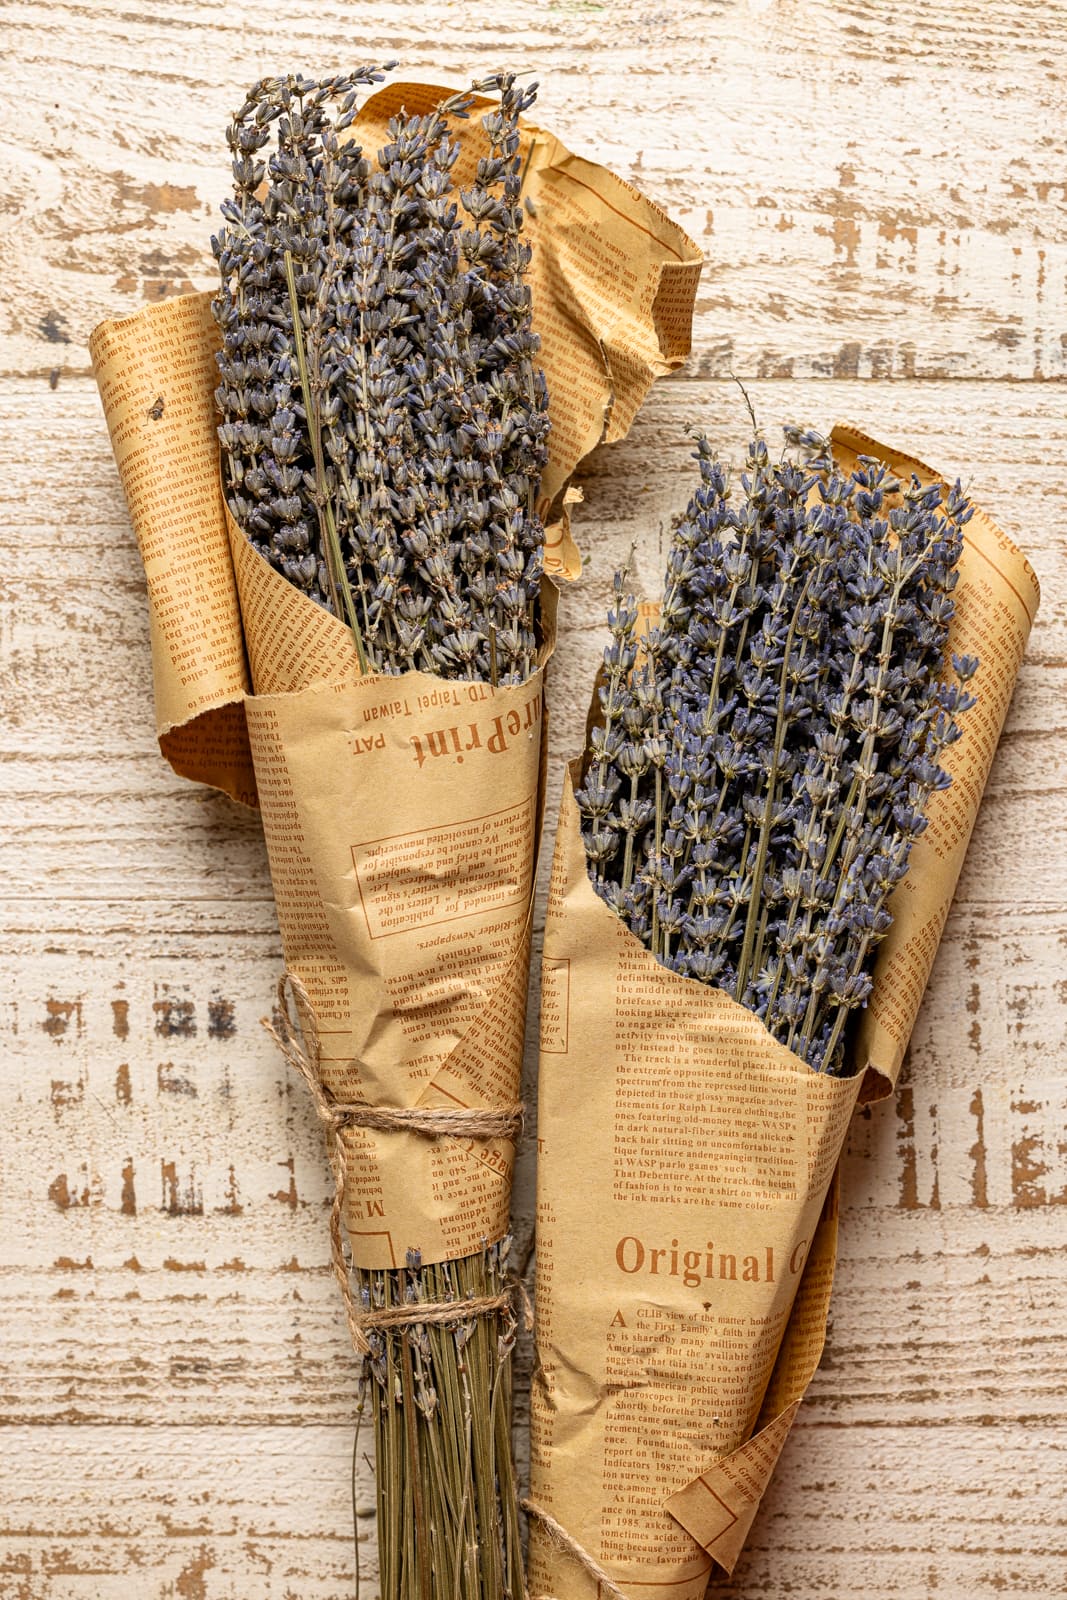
[
  {"x1": 578, "y1": 427, "x2": 978, "y2": 1074},
  {"x1": 212, "y1": 67, "x2": 549, "y2": 684}
]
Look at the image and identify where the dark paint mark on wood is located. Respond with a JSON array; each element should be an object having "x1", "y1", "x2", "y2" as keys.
[
  {"x1": 832, "y1": 339, "x2": 863, "y2": 377},
  {"x1": 827, "y1": 214, "x2": 861, "y2": 265},
  {"x1": 868, "y1": 342, "x2": 895, "y2": 380},
  {"x1": 896, "y1": 1075, "x2": 919, "y2": 1210},
  {"x1": 928, "y1": 1102, "x2": 941, "y2": 1211},
  {"x1": 757, "y1": 351, "x2": 795, "y2": 379},
  {"x1": 111, "y1": 999, "x2": 130, "y2": 1039},
  {"x1": 968, "y1": 988, "x2": 982, "y2": 1053},
  {"x1": 40, "y1": 309, "x2": 70, "y2": 344},
  {"x1": 1012, "y1": 1130, "x2": 1048, "y2": 1206},
  {"x1": 115, "y1": 1062, "x2": 132, "y2": 1104},
  {"x1": 877, "y1": 217, "x2": 918, "y2": 248},
  {"x1": 175, "y1": 1544, "x2": 215, "y2": 1599},
  {"x1": 158, "y1": 1062, "x2": 197, "y2": 1098},
  {"x1": 50, "y1": 1073, "x2": 85, "y2": 1109},
  {"x1": 969, "y1": 1087, "x2": 989, "y2": 1208},
  {"x1": 271, "y1": 1156, "x2": 299, "y2": 1210},
  {"x1": 161, "y1": 1160, "x2": 203, "y2": 1217},
  {"x1": 120, "y1": 1157, "x2": 137, "y2": 1216},
  {"x1": 154, "y1": 993, "x2": 196, "y2": 1038},
  {"x1": 207, "y1": 994, "x2": 236, "y2": 1039},
  {"x1": 134, "y1": 180, "x2": 201, "y2": 216},
  {"x1": 142, "y1": 273, "x2": 197, "y2": 302},
  {"x1": 42, "y1": 998, "x2": 82, "y2": 1039},
  {"x1": 217, "y1": 1163, "x2": 243, "y2": 1216}
]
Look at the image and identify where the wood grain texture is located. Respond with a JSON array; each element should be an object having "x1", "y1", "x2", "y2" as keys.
[
  {"x1": 2, "y1": 0, "x2": 1067, "y2": 382},
  {"x1": 2, "y1": 1, "x2": 1065, "y2": 1595}
]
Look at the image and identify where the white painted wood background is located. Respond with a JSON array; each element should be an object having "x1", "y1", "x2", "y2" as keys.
[{"x1": 2, "y1": 2, "x2": 1065, "y2": 1595}]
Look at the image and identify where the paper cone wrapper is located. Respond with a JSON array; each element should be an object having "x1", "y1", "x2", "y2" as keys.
[
  {"x1": 529, "y1": 433, "x2": 1039, "y2": 1594},
  {"x1": 235, "y1": 514, "x2": 554, "y2": 1269},
  {"x1": 89, "y1": 82, "x2": 701, "y2": 1268}
]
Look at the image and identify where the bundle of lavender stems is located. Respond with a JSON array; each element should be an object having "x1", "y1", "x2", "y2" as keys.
[
  {"x1": 213, "y1": 68, "x2": 547, "y2": 1600},
  {"x1": 215, "y1": 65, "x2": 546, "y2": 681},
  {"x1": 578, "y1": 426, "x2": 977, "y2": 1073}
]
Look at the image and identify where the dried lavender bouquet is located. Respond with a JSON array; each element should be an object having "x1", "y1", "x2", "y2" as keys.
[
  {"x1": 91, "y1": 55, "x2": 703, "y2": 1600},
  {"x1": 215, "y1": 66, "x2": 546, "y2": 681},
  {"x1": 528, "y1": 426, "x2": 985, "y2": 1600},
  {"x1": 578, "y1": 426, "x2": 977, "y2": 1071},
  {"x1": 213, "y1": 68, "x2": 547, "y2": 1600}
]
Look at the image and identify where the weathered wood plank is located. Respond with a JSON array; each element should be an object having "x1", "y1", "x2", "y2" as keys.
[
  {"x1": 3, "y1": 375, "x2": 1062, "y2": 904},
  {"x1": 2, "y1": 0, "x2": 1067, "y2": 379},
  {"x1": 6, "y1": 891, "x2": 1064, "y2": 1288},
  {"x1": 0, "y1": 1423, "x2": 379, "y2": 1598},
  {"x1": 722, "y1": 1425, "x2": 1067, "y2": 1598},
  {"x1": 1, "y1": 1422, "x2": 1063, "y2": 1598}
]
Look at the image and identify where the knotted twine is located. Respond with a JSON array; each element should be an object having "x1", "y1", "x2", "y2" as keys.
[{"x1": 263, "y1": 971, "x2": 526, "y2": 1355}]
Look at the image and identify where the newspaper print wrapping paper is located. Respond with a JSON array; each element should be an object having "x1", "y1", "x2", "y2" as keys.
[
  {"x1": 529, "y1": 426, "x2": 1040, "y2": 1596},
  {"x1": 89, "y1": 81, "x2": 702, "y2": 1269}
]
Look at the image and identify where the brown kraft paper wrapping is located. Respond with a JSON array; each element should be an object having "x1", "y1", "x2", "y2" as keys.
[
  {"x1": 529, "y1": 429, "x2": 1040, "y2": 1596},
  {"x1": 88, "y1": 84, "x2": 702, "y2": 1271}
]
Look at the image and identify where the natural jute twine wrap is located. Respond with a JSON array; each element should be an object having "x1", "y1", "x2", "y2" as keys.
[
  {"x1": 522, "y1": 1500, "x2": 631, "y2": 1600},
  {"x1": 263, "y1": 972, "x2": 526, "y2": 1355}
]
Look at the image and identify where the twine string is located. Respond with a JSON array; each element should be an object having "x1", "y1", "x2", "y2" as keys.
[
  {"x1": 522, "y1": 1500, "x2": 631, "y2": 1600},
  {"x1": 262, "y1": 971, "x2": 525, "y2": 1355}
]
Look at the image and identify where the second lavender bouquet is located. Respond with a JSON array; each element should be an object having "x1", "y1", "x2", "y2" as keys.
[
  {"x1": 578, "y1": 428, "x2": 977, "y2": 1072},
  {"x1": 528, "y1": 423, "x2": 1036, "y2": 1599}
]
